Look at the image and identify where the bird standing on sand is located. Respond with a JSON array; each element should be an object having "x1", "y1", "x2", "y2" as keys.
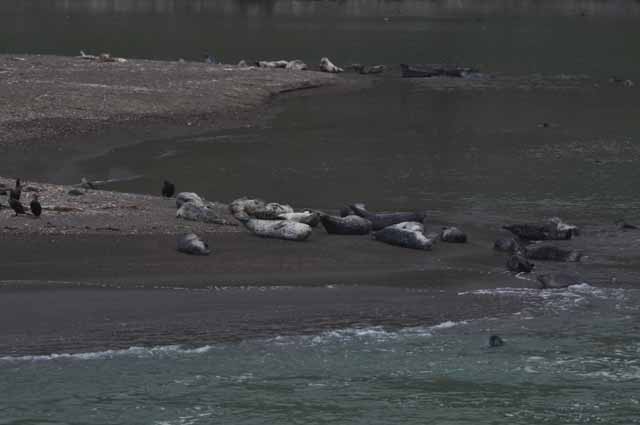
[
  {"x1": 9, "y1": 197, "x2": 26, "y2": 216},
  {"x1": 30, "y1": 194, "x2": 42, "y2": 217},
  {"x1": 162, "y1": 180, "x2": 175, "y2": 198},
  {"x1": 10, "y1": 178, "x2": 22, "y2": 201}
]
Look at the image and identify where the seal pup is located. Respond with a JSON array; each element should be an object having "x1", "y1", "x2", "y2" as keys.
[
  {"x1": 506, "y1": 254, "x2": 534, "y2": 273},
  {"x1": 9, "y1": 198, "x2": 26, "y2": 216},
  {"x1": 161, "y1": 180, "x2": 175, "y2": 198},
  {"x1": 177, "y1": 233, "x2": 210, "y2": 255},
  {"x1": 240, "y1": 218, "x2": 312, "y2": 241},
  {"x1": 321, "y1": 214, "x2": 372, "y2": 235},
  {"x1": 30, "y1": 194, "x2": 42, "y2": 218},
  {"x1": 537, "y1": 273, "x2": 581, "y2": 289},
  {"x1": 229, "y1": 197, "x2": 266, "y2": 221},
  {"x1": 524, "y1": 244, "x2": 582, "y2": 262},
  {"x1": 440, "y1": 226, "x2": 467, "y2": 243},
  {"x1": 349, "y1": 204, "x2": 426, "y2": 231},
  {"x1": 488, "y1": 335, "x2": 504, "y2": 347},
  {"x1": 372, "y1": 226, "x2": 434, "y2": 250},
  {"x1": 319, "y1": 57, "x2": 344, "y2": 73}
]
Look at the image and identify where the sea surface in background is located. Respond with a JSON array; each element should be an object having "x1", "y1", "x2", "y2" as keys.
[{"x1": 2, "y1": 1, "x2": 640, "y2": 423}]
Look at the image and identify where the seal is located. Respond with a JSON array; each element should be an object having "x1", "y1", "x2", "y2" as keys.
[
  {"x1": 252, "y1": 202, "x2": 294, "y2": 220},
  {"x1": 387, "y1": 221, "x2": 425, "y2": 233},
  {"x1": 440, "y1": 226, "x2": 467, "y2": 243},
  {"x1": 278, "y1": 211, "x2": 322, "y2": 227},
  {"x1": 537, "y1": 273, "x2": 581, "y2": 289},
  {"x1": 257, "y1": 60, "x2": 289, "y2": 68},
  {"x1": 177, "y1": 233, "x2": 210, "y2": 255},
  {"x1": 372, "y1": 227, "x2": 434, "y2": 250},
  {"x1": 229, "y1": 197, "x2": 266, "y2": 220},
  {"x1": 176, "y1": 192, "x2": 204, "y2": 208},
  {"x1": 503, "y1": 223, "x2": 573, "y2": 241},
  {"x1": 506, "y1": 254, "x2": 534, "y2": 273},
  {"x1": 285, "y1": 59, "x2": 307, "y2": 71},
  {"x1": 488, "y1": 335, "x2": 504, "y2": 347},
  {"x1": 349, "y1": 204, "x2": 426, "y2": 231},
  {"x1": 241, "y1": 218, "x2": 312, "y2": 241},
  {"x1": 493, "y1": 237, "x2": 522, "y2": 253},
  {"x1": 176, "y1": 201, "x2": 236, "y2": 225},
  {"x1": 319, "y1": 57, "x2": 344, "y2": 73},
  {"x1": 525, "y1": 245, "x2": 582, "y2": 262},
  {"x1": 321, "y1": 214, "x2": 372, "y2": 235}
]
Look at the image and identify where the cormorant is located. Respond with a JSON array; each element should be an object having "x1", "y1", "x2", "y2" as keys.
[
  {"x1": 162, "y1": 180, "x2": 175, "y2": 198},
  {"x1": 30, "y1": 194, "x2": 42, "y2": 217},
  {"x1": 9, "y1": 178, "x2": 21, "y2": 201},
  {"x1": 9, "y1": 198, "x2": 26, "y2": 216}
]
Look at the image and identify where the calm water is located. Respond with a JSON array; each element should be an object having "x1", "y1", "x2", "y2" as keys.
[{"x1": 3, "y1": 1, "x2": 640, "y2": 423}]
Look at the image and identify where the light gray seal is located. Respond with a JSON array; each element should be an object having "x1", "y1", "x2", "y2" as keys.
[
  {"x1": 252, "y1": 202, "x2": 294, "y2": 220},
  {"x1": 241, "y1": 218, "x2": 312, "y2": 241},
  {"x1": 321, "y1": 214, "x2": 372, "y2": 235},
  {"x1": 525, "y1": 245, "x2": 582, "y2": 262},
  {"x1": 319, "y1": 57, "x2": 343, "y2": 73},
  {"x1": 440, "y1": 226, "x2": 467, "y2": 243},
  {"x1": 372, "y1": 227, "x2": 434, "y2": 250},
  {"x1": 349, "y1": 204, "x2": 426, "y2": 231},
  {"x1": 229, "y1": 197, "x2": 266, "y2": 220},
  {"x1": 177, "y1": 233, "x2": 210, "y2": 255},
  {"x1": 537, "y1": 273, "x2": 582, "y2": 289},
  {"x1": 176, "y1": 192, "x2": 204, "y2": 208}
]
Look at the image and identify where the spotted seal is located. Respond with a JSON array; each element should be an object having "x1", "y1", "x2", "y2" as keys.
[
  {"x1": 349, "y1": 204, "x2": 426, "y2": 231},
  {"x1": 440, "y1": 226, "x2": 467, "y2": 243},
  {"x1": 176, "y1": 192, "x2": 204, "y2": 208},
  {"x1": 524, "y1": 245, "x2": 582, "y2": 262},
  {"x1": 321, "y1": 214, "x2": 372, "y2": 235},
  {"x1": 241, "y1": 218, "x2": 312, "y2": 241},
  {"x1": 177, "y1": 233, "x2": 210, "y2": 255},
  {"x1": 372, "y1": 227, "x2": 434, "y2": 250}
]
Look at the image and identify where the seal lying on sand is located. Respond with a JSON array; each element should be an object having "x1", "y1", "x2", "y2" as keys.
[
  {"x1": 388, "y1": 221, "x2": 424, "y2": 233},
  {"x1": 372, "y1": 226, "x2": 434, "y2": 250},
  {"x1": 177, "y1": 233, "x2": 210, "y2": 255},
  {"x1": 537, "y1": 273, "x2": 581, "y2": 289},
  {"x1": 278, "y1": 211, "x2": 322, "y2": 227},
  {"x1": 176, "y1": 201, "x2": 236, "y2": 225},
  {"x1": 525, "y1": 244, "x2": 582, "y2": 262},
  {"x1": 320, "y1": 57, "x2": 343, "y2": 73},
  {"x1": 440, "y1": 227, "x2": 467, "y2": 243},
  {"x1": 176, "y1": 192, "x2": 204, "y2": 208},
  {"x1": 321, "y1": 214, "x2": 372, "y2": 235},
  {"x1": 503, "y1": 222, "x2": 574, "y2": 241},
  {"x1": 506, "y1": 254, "x2": 534, "y2": 273},
  {"x1": 240, "y1": 218, "x2": 312, "y2": 241},
  {"x1": 494, "y1": 237, "x2": 522, "y2": 253},
  {"x1": 252, "y1": 202, "x2": 294, "y2": 220},
  {"x1": 349, "y1": 204, "x2": 426, "y2": 231}
]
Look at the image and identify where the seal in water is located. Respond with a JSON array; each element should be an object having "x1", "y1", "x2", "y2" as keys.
[
  {"x1": 161, "y1": 180, "x2": 175, "y2": 198},
  {"x1": 241, "y1": 218, "x2": 312, "y2": 241},
  {"x1": 30, "y1": 194, "x2": 42, "y2": 218},
  {"x1": 372, "y1": 227, "x2": 434, "y2": 250},
  {"x1": 524, "y1": 244, "x2": 582, "y2": 262},
  {"x1": 319, "y1": 57, "x2": 344, "y2": 73},
  {"x1": 252, "y1": 202, "x2": 294, "y2": 220},
  {"x1": 489, "y1": 335, "x2": 504, "y2": 347},
  {"x1": 506, "y1": 254, "x2": 534, "y2": 273},
  {"x1": 349, "y1": 204, "x2": 426, "y2": 231},
  {"x1": 177, "y1": 233, "x2": 211, "y2": 255},
  {"x1": 175, "y1": 192, "x2": 204, "y2": 208},
  {"x1": 321, "y1": 214, "x2": 372, "y2": 235},
  {"x1": 493, "y1": 237, "x2": 522, "y2": 253},
  {"x1": 440, "y1": 226, "x2": 467, "y2": 243},
  {"x1": 537, "y1": 273, "x2": 581, "y2": 289}
]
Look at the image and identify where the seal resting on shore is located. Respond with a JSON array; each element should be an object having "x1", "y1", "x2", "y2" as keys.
[
  {"x1": 503, "y1": 221, "x2": 574, "y2": 241},
  {"x1": 372, "y1": 226, "x2": 434, "y2": 250},
  {"x1": 388, "y1": 221, "x2": 425, "y2": 233},
  {"x1": 177, "y1": 233, "x2": 210, "y2": 255},
  {"x1": 175, "y1": 192, "x2": 204, "y2": 208},
  {"x1": 494, "y1": 237, "x2": 522, "y2": 253},
  {"x1": 440, "y1": 226, "x2": 467, "y2": 243},
  {"x1": 229, "y1": 197, "x2": 266, "y2": 220},
  {"x1": 506, "y1": 254, "x2": 534, "y2": 273},
  {"x1": 537, "y1": 273, "x2": 581, "y2": 289},
  {"x1": 285, "y1": 60, "x2": 308, "y2": 71},
  {"x1": 252, "y1": 202, "x2": 294, "y2": 220},
  {"x1": 161, "y1": 180, "x2": 175, "y2": 198},
  {"x1": 30, "y1": 194, "x2": 42, "y2": 217},
  {"x1": 319, "y1": 57, "x2": 343, "y2": 73},
  {"x1": 176, "y1": 201, "x2": 235, "y2": 225},
  {"x1": 321, "y1": 214, "x2": 372, "y2": 235},
  {"x1": 278, "y1": 211, "x2": 322, "y2": 227},
  {"x1": 524, "y1": 244, "x2": 582, "y2": 262},
  {"x1": 240, "y1": 218, "x2": 312, "y2": 241},
  {"x1": 349, "y1": 204, "x2": 426, "y2": 231}
]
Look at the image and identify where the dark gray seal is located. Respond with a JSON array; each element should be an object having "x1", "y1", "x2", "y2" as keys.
[
  {"x1": 506, "y1": 254, "x2": 534, "y2": 273},
  {"x1": 494, "y1": 237, "x2": 522, "y2": 253},
  {"x1": 349, "y1": 204, "x2": 426, "y2": 231},
  {"x1": 503, "y1": 218, "x2": 578, "y2": 241},
  {"x1": 537, "y1": 273, "x2": 582, "y2": 289},
  {"x1": 321, "y1": 215, "x2": 372, "y2": 235},
  {"x1": 489, "y1": 335, "x2": 504, "y2": 347},
  {"x1": 372, "y1": 227, "x2": 434, "y2": 250},
  {"x1": 177, "y1": 233, "x2": 210, "y2": 255},
  {"x1": 440, "y1": 227, "x2": 467, "y2": 243},
  {"x1": 525, "y1": 245, "x2": 582, "y2": 262}
]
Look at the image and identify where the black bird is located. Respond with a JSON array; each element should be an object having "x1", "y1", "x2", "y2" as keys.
[
  {"x1": 489, "y1": 335, "x2": 504, "y2": 348},
  {"x1": 30, "y1": 194, "x2": 42, "y2": 217},
  {"x1": 9, "y1": 198, "x2": 26, "y2": 216},
  {"x1": 10, "y1": 178, "x2": 22, "y2": 201},
  {"x1": 161, "y1": 180, "x2": 175, "y2": 198}
]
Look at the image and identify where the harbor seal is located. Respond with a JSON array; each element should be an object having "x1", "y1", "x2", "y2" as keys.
[
  {"x1": 176, "y1": 192, "x2": 204, "y2": 208},
  {"x1": 229, "y1": 197, "x2": 266, "y2": 220},
  {"x1": 537, "y1": 273, "x2": 582, "y2": 289},
  {"x1": 493, "y1": 237, "x2": 522, "y2": 253},
  {"x1": 506, "y1": 254, "x2": 534, "y2": 273},
  {"x1": 177, "y1": 233, "x2": 210, "y2": 255},
  {"x1": 321, "y1": 214, "x2": 372, "y2": 235},
  {"x1": 319, "y1": 57, "x2": 344, "y2": 73},
  {"x1": 349, "y1": 204, "x2": 426, "y2": 231},
  {"x1": 524, "y1": 244, "x2": 582, "y2": 262},
  {"x1": 241, "y1": 218, "x2": 312, "y2": 241},
  {"x1": 440, "y1": 226, "x2": 467, "y2": 243},
  {"x1": 278, "y1": 211, "x2": 322, "y2": 227},
  {"x1": 372, "y1": 227, "x2": 434, "y2": 250},
  {"x1": 176, "y1": 201, "x2": 236, "y2": 225},
  {"x1": 503, "y1": 222, "x2": 573, "y2": 241},
  {"x1": 489, "y1": 335, "x2": 504, "y2": 347},
  {"x1": 285, "y1": 60, "x2": 308, "y2": 71},
  {"x1": 252, "y1": 202, "x2": 294, "y2": 220}
]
